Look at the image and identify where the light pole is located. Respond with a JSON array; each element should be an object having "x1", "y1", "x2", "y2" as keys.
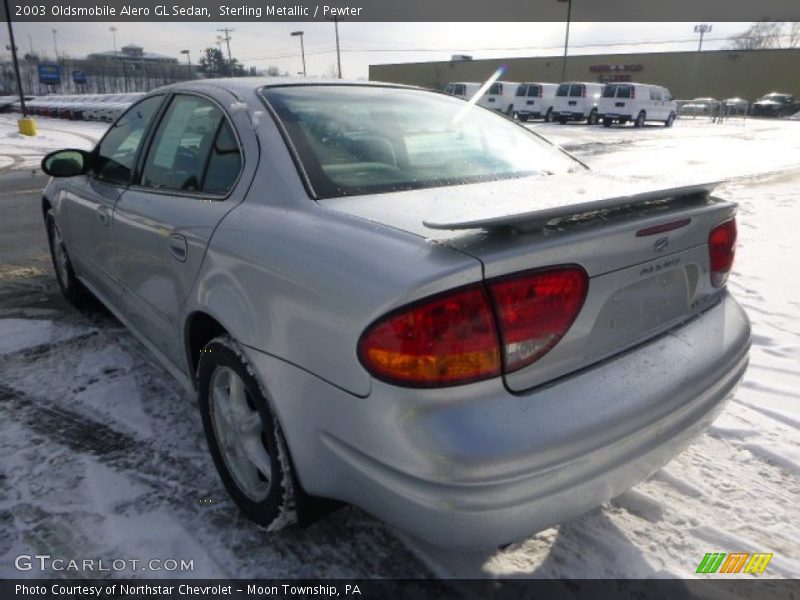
[
  {"x1": 52, "y1": 28, "x2": 59, "y2": 60},
  {"x1": 3, "y1": 0, "x2": 29, "y2": 119},
  {"x1": 325, "y1": 17, "x2": 342, "y2": 78},
  {"x1": 694, "y1": 24, "x2": 712, "y2": 51},
  {"x1": 290, "y1": 31, "x2": 306, "y2": 77},
  {"x1": 180, "y1": 50, "x2": 191, "y2": 80},
  {"x1": 559, "y1": 0, "x2": 571, "y2": 82},
  {"x1": 216, "y1": 28, "x2": 234, "y2": 75}
]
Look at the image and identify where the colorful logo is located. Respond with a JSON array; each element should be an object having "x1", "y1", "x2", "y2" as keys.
[{"x1": 696, "y1": 552, "x2": 773, "y2": 574}]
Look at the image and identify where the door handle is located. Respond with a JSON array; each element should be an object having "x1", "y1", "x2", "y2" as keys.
[
  {"x1": 96, "y1": 206, "x2": 110, "y2": 227},
  {"x1": 168, "y1": 233, "x2": 188, "y2": 263}
]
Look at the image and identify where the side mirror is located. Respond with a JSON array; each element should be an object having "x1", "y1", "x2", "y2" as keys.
[{"x1": 41, "y1": 149, "x2": 90, "y2": 178}]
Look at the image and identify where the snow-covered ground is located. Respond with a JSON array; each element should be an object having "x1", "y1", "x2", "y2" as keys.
[
  {"x1": 0, "y1": 114, "x2": 798, "y2": 582},
  {"x1": 0, "y1": 115, "x2": 107, "y2": 172}
]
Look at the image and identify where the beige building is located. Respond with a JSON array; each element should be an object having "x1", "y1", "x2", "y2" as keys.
[{"x1": 369, "y1": 48, "x2": 800, "y2": 101}]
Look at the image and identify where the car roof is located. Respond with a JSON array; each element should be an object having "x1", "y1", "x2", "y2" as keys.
[{"x1": 153, "y1": 77, "x2": 421, "y2": 97}]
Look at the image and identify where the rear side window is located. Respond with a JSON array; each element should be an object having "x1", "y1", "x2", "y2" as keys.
[
  {"x1": 602, "y1": 85, "x2": 617, "y2": 98},
  {"x1": 569, "y1": 85, "x2": 583, "y2": 97},
  {"x1": 93, "y1": 95, "x2": 163, "y2": 186},
  {"x1": 488, "y1": 83, "x2": 501, "y2": 95},
  {"x1": 527, "y1": 85, "x2": 541, "y2": 97},
  {"x1": 556, "y1": 84, "x2": 570, "y2": 97},
  {"x1": 516, "y1": 84, "x2": 528, "y2": 97},
  {"x1": 616, "y1": 85, "x2": 632, "y2": 99},
  {"x1": 140, "y1": 95, "x2": 241, "y2": 195}
]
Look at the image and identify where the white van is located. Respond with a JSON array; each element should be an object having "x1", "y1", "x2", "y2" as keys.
[
  {"x1": 597, "y1": 83, "x2": 678, "y2": 127},
  {"x1": 477, "y1": 81, "x2": 519, "y2": 115},
  {"x1": 443, "y1": 82, "x2": 481, "y2": 102},
  {"x1": 513, "y1": 82, "x2": 559, "y2": 121},
  {"x1": 552, "y1": 82, "x2": 605, "y2": 124}
]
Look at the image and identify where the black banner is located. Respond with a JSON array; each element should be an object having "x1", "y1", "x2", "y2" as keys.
[
  {"x1": 1, "y1": 0, "x2": 800, "y2": 22},
  {"x1": 2, "y1": 579, "x2": 799, "y2": 600}
]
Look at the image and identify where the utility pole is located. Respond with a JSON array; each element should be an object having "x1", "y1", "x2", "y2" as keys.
[
  {"x1": 694, "y1": 24, "x2": 712, "y2": 51},
  {"x1": 52, "y1": 28, "x2": 59, "y2": 60},
  {"x1": 560, "y1": 0, "x2": 571, "y2": 82},
  {"x1": 3, "y1": 0, "x2": 28, "y2": 117},
  {"x1": 216, "y1": 28, "x2": 234, "y2": 75}
]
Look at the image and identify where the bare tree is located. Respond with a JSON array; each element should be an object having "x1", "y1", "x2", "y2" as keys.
[{"x1": 729, "y1": 21, "x2": 800, "y2": 50}]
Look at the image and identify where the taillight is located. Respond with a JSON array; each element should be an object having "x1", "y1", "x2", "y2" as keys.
[
  {"x1": 358, "y1": 286, "x2": 501, "y2": 387},
  {"x1": 488, "y1": 267, "x2": 588, "y2": 372},
  {"x1": 708, "y1": 218, "x2": 737, "y2": 287},
  {"x1": 359, "y1": 266, "x2": 588, "y2": 387},
  {"x1": 581, "y1": 87, "x2": 586, "y2": 97}
]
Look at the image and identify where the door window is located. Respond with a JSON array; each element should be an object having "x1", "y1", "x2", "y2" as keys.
[
  {"x1": 616, "y1": 85, "x2": 633, "y2": 99},
  {"x1": 93, "y1": 95, "x2": 163, "y2": 186},
  {"x1": 140, "y1": 95, "x2": 242, "y2": 195},
  {"x1": 569, "y1": 85, "x2": 583, "y2": 97}
]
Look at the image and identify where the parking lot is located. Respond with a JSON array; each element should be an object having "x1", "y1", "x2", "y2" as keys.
[{"x1": 0, "y1": 113, "x2": 798, "y2": 582}]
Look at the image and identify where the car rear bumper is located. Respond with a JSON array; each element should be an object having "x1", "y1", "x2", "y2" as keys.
[{"x1": 244, "y1": 293, "x2": 750, "y2": 548}]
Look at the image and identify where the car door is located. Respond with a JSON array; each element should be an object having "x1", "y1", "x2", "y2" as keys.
[
  {"x1": 59, "y1": 94, "x2": 165, "y2": 305},
  {"x1": 112, "y1": 91, "x2": 251, "y2": 368}
]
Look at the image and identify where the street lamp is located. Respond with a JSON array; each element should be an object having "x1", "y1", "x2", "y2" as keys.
[
  {"x1": 290, "y1": 31, "x2": 306, "y2": 77},
  {"x1": 52, "y1": 28, "x2": 59, "y2": 60},
  {"x1": 694, "y1": 24, "x2": 712, "y2": 52},
  {"x1": 559, "y1": 0, "x2": 572, "y2": 82},
  {"x1": 180, "y1": 49, "x2": 191, "y2": 80}
]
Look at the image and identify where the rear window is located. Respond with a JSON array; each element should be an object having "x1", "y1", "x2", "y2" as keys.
[
  {"x1": 488, "y1": 83, "x2": 502, "y2": 95},
  {"x1": 261, "y1": 85, "x2": 582, "y2": 199},
  {"x1": 527, "y1": 85, "x2": 541, "y2": 98},
  {"x1": 568, "y1": 85, "x2": 583, "y2": 98},
  {"x1": 556, "y1": 84, "x2": 570, "y2": 97},
  {"x1": 515, "y1": 84, "x2": 528, "y2": 97},
  {"x1": 602, "y1": 85, "x2": 617, "y2": 98}
]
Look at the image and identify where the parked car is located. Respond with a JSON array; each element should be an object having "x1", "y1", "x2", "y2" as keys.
[
  {"x1": 597, "y1": 83, "x2": 677, "y2": 127},
  {"x1": 724, "y1": 97, "x2": 749, "y2": 117},
  {"x1": 513, "y1": 82, "x2": 558, "y2": 122},
  {"x1": 443, "y1": 81, "x2": 481, "y2": 102},
  {"x1": 679, "y1": 97, "x2": 721, "y2": 118},
  {"x1": 40, "y1": 79, "x2": 750, "y2": 548},
  {"x1": 473, "y1": 80, "x2": 518, "y2": 115},
  {"x1": 552, "y1": 82, "x2": 605, "y2": 124},
  {"x1": 750, "y1": 92, "x2": 798, "y2": 117}
]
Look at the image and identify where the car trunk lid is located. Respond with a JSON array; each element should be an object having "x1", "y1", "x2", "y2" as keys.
[{"x1": 323, "y1": 171, "x2": 737, "y2": 391}]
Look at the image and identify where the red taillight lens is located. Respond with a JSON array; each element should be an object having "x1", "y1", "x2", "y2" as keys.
[
  {"x1": 488, "y1": 267, "x2": 588, "y2": 372},
  {"x1": 358, "y1": 286, "x2": 501, "y2": 387},
  {"x1": 708, "y1": 218, "x2": 737, "y2": 287}
]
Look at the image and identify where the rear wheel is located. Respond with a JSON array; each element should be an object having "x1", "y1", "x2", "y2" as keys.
[
  {"x1": 587, "y1": 109, "x2": 599, "y2": 125},
  {"x1": 198, "y1": 335, "x2": 297, "y2": 530},
  {"x1": 665, "y1": 112, "x2": 676, "y2": 128},
  {"x1": 46, "y1": 210, "x2": 88, "y2": 306},
  {"x1": 544, "y1": 108, "x2": 553, "y2": 122},
  {"x1": 634, "y1": 111, "x2": 646, "y2": 128}
]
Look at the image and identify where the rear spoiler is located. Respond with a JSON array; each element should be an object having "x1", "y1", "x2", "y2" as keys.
[{"x1": 422, "y1": 181, "x2": 720, "y2": 231}]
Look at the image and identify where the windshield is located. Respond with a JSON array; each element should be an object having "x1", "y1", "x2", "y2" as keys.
[
  {"x1": 261, "y1": 85, "x2": 582, "y2": 199},
  {"x1": 761, "y1": 94, "x2": 789, "y2": 102}
]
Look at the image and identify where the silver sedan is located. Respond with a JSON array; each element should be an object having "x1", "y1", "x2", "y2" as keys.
[{"x1": 40, "y1": 79, "x2": 750, "y2": 548}]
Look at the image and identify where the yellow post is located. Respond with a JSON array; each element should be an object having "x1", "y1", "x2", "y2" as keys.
[{"x1": 17, "y1": 117, "x2": 37, "y2": 137}]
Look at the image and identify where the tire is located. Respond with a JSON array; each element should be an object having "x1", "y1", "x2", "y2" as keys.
[
  {"x1": 634, "y1": 111, "x2": 646, "y2": 128},
  {"x1": 505, "y1": 105, "x2": 514, "y2": 117},
  {"x1": 198, "y1": 335, "x2": 297, "y2": 531},
  {"x1": 602, "y1": 117, "x2": 612, "y2": 127},
  {"x1": 665, "y1": 112, "x2": 676, "y2": 128},
  {"x1": 587, "y1": 110, "x2": 599, "y2": 125},
  {"x1": 544, "y1": 108, "x2": 553, "y2": 123},
  {"x1": 46, "y1": 210, "x2": 88, "y2": 306}
]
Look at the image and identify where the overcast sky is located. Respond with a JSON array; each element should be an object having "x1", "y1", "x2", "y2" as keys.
[{"x1": 1, "y1": 22, "x2": 755, "y2": 78}]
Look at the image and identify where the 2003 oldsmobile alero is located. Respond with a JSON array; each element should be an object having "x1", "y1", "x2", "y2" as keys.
[{"x1": 40, "y1": 79, "x2": 750, "y2": 548}]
